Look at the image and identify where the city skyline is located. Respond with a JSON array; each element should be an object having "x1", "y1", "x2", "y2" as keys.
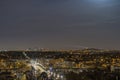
[{"x1": 0, "y1": 0, "x2": 120, "y2": 50}]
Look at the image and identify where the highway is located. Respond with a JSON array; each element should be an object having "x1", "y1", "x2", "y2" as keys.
[{"x1": 22, "y1": 52, "x2": 65, "y2": 80}]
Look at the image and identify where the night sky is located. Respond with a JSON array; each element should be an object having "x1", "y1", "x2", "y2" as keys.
[{"x1": 0, "y1": 0, "x2": 120, "y2": 50}]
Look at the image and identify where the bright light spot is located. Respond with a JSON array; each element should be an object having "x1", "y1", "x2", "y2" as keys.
[
  {"x1": 53, "y1": 73, "x2": 56, "y2": 77},
  {"x1": 61, "y1": 75, "x2": 63, "y2": 79},
  {"x1": 50, "y1": 72, "x2": 53, "y2": 75},
  {"x1": 49, "y1": 67, "x2": 53, "y2": 71},
  {"x1": 57, "y1": 74, "x2": 60, "y2": 78}
]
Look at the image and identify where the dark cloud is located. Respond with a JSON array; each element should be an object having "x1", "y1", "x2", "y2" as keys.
[{"x1": 0, "y1": 0, "x2": 120, "y2": 50}]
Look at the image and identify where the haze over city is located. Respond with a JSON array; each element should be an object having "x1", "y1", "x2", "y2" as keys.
[{"x1": 0, "y1": 0, "x2": 120, "y2": 50}]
